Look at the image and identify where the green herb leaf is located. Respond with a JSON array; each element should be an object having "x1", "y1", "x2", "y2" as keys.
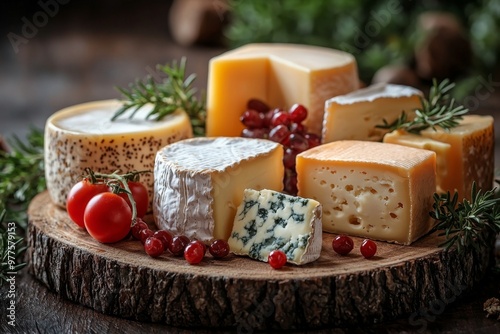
[
  {"x1": 430, "y1": 182, "x2": 500, "y2": 253},
  {"x1": 377, "y1": 79, "x2": 469, "y2": 134},
  {"x1": 113, "y1": 57, "x2": 206, "y2": 136}
]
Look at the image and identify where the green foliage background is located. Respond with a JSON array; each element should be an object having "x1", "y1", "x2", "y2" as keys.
[{"x1": 226, "y1": 0, "x2": 500, "y2": 86}]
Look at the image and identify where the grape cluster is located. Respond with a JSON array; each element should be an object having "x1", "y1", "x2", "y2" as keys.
[
  {"x1": 240, "y1": 99, "x2": 321, "y2": 194},
  {"x1": 131, "y1": 218, "x2": 230, "y2": 263}
]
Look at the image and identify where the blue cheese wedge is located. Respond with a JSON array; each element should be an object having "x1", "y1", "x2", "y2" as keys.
[{"x1": 228, "y1": 189, "x2": 322, "y2": 265}]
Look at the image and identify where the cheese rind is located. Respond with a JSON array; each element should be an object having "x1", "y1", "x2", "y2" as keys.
[
  {"x1": 383, "y1": 115, "x2": 495, "y2": 200},
  {"x1": 44, "y1": 100, "x2": 193, "y2": 208},
  {"x1": 206, "y1": 43, "x2": 359, "y2": 137},
  {"x1": 322, "y1": 83, "x2": 423, "y2": 143},
  {"x1": 228, "y1": 189, "x2": 322, "y2": 265},
  {"x1": 153, "y1": 138, "x2": 284, "y2": 242},
  {"x1": 297, "y1": 141, "x2": 436, "y2": 245}
]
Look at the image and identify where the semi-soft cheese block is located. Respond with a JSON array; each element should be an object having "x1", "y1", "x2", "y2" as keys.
[
  {"x1": 44, "y1": 99, "x2": 193, "y2": 208},
  {"x1": 153, "y1": 138, "x2": 284, "y2": 242},
  {"x1": 383, "y1": 115, "x2": 494, "y2": 200},
  {"x1": 322, "y1": 83, "x2": 423, "y2": 143},
  {"x1": 228, "y1": 189, "x2": 322, "y2": 265},
  {"x1": 296, "y1": 140, "x2": 436, "y2": 245},
  {"x1": 206, "y1": 43, "x2": 359, "y2": 137}
]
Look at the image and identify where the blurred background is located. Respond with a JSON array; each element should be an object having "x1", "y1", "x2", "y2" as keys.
[{"x1": 1, "y1": 0, "x2": 499, "y2": 143}]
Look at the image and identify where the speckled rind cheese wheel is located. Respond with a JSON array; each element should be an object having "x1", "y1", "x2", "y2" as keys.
[
  {"x1": 44, "y1": 99, "x2": 193, "y2": 209},
  {"x1": 153, "y1": 137, "x2": 284, "y2": 242}
]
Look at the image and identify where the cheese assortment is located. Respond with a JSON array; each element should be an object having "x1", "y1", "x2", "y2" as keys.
[
  {"x1": 384, "y1": 115, "x2": 494, "y2": 200},
  {"x1": 206, "y1": 43, "x2": 359, "y2": 137},
  {"x1": 44, "y1": 99, "x2": 193, "y2": 208},
  {"x1": 228, "y1": 188, "x2": 322, "y2": 265},
  {"x1": 153, "y1": 137, "x2": 284, "y2": 242},
  {"x1": 296, "y1": 141, "x2": 436, "y2": 245},
  {"x1": 322, "y1": 83, "x2": 423, "y2": 143}
]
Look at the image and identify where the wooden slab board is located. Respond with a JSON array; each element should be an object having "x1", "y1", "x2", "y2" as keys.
[{"x1": 26, "y1": 191, "x2": 493, "y2": 330}]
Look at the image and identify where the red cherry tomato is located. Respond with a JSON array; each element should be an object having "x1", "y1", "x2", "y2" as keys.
[
  {"x1": 66, "y1": 179, "x2": 109, "y2": 228},
  {"x1": 117, "y1": 181, "x2": 149, "y2": 218},
  {"x1": 84, "y1": 192, "x2": 132, "y2": 243}
]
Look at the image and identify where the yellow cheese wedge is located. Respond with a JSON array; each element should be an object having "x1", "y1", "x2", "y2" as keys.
[
  {"x1": 322, "y1": 83, "x2": 423, "y2": 143},
  {"x1": 44, "y1": 99, "x2": 193, "y2": 208},
  {"x1": 206, "y1": 43, "x2": 359, "y2": 137},
  {"x1": 383, "y1": 115, "x2": 495, "y2": 200},
  {"x1": 296, "y1": 140, "x2": 436, "y2": 245}
]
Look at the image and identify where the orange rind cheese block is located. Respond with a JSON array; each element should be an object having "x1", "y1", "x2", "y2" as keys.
[
  {"x1": 322, "y1": 83, "x2": 423, "y2": 143},
  {"x1": 383, "y1": 114, "x2": 495, "y2": 200},
  {"x1": 206, "y1": 43, "x2": 359, "y2": 137},
  {"x1": 297, "y1": 140, "x2": 436, "y2": 245}
]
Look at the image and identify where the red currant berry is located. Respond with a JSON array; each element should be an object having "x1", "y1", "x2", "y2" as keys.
[
  {"x1": 144, "y1": 237, "x2": 164, "y2": 257},
  {"x1": 131, "y1": 219, "x2": 148, "y2": 240},
  {"x1": 271, "y1": 111, "x2": 291, "y2": 127},
  {"x1": 288, "y1": 133, "x2": 309, "y2": 152},
  {"x1": 288, "y1": 104, "x2": 308, "y2": 123},
  {"x1": 332, "y1": 235, "x2": 354, "y2": 255},
  {"x1": 304, "y1": 133, "x2": 321, "y2": 148},
  {"x1": 269, "y1": 125, "x2": 290, "y2": 145},
  {"x1": 240, "y1": 109, "x2": 264, "y2": 128},
  {"x1": 241, "y1": 128, "x2": 268, "y2": 139},
  {"x1": 184, "y1": 240, "x2": 205, "y2": 264},
  {"x1": 268, "y1": 250, "x2": 287, "y2": 269},
  {"x1": 169, "y1": 235, "x2": 190, "y2": 256},
  {"x1": 139, "y1": 229, "x2": 154, "y2": 244},
  {"x1": 247, "y1": 98, "x2": 270, "y2": 114},
  {"x1": 360, "y1": 239, "x2": 377, "y2": 259},
  {"x1": 153, "y1": 230, "x2": 173, "y2": 250},
  {"x1": 209, "y1": 239, "x2": 230, "y2": 258}
]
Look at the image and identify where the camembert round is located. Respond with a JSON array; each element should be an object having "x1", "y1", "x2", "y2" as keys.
[{"x1": 44, "y1": 99, "x2": 193, "y2": 209}]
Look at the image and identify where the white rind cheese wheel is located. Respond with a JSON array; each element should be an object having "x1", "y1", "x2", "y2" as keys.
[
  {"x1": 228, "y1": 189, "x2": 322, "y2": 265},
  {"x1": 153, "y1": 137, "x2": 284, "y2": 242},
  {"x1": 297, "y1": 140, "x2": 436, "y2": 245},
  {"x1": 44, "y1": 99, "x2": 193, "y2": 208},
  {"x1": 206, "y1": 43, "x2": 359, "y2": 137}
]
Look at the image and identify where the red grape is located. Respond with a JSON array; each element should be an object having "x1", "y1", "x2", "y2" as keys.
[
  {"x1": 241, "y1": 128, "x2": 268, "y2": 139},
  {"x1": 289, "y1": 104, "x2": 308, "y2": 123},
  {"x1": 283, "y1": 148, "x2": 298, "y2": 169},
  {"x1": 240, "y1": 109, "x2": 264, "y2": 128},
  {"x1": 288, "y1": 133, "x2": 309, "y2": 151},
  {"x1": 139, "y1": 229, "x2": 154, "y2": 244},
  {"x1": 305, "y1": 133, "x2": 321, "y2": 148},
  {"x1": 247, "y1": 98, "x2": 270, "y2": 114},
  {"x1": 153, "y1": 230, "x2": 173, "y2": 250},
  {"x1": 169, "y1": 235, "x2": 190, "y2": 256},
  {"x1": 289, "y1": 122, "x2": 306, "y2": 134},
  {"x1": 271, "y1": 111, "x2": 291, "y2": 127},
  {"x1": 284, "y1": 172, "x2": 298, "y2": 195},
  {"x1": 269, "y1": 125, "x2": 290, "y2": 145},
  {"x1": 131, "y1": 219, "x2": 148, "y2": 240}
]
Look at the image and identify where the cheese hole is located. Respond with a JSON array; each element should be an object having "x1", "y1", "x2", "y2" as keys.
[
  {"x1": 348, "y1": 215, "x2": 361, "y2": 226},
  {"x1": 397, "y1": 202, "x2": 403, "y2": 208},
  {"x1": 390, "y1": 212, "x2": 397, "y2": 219},
  {"x1": 330, "y1": 183, "x2": 335, "y2": 189},
  {"x1": 389, "y1": 188, "x2": 394, "y2": 193},
  {"x1": 333, "y1": 206, "x2": 342, "y2": 211},
  {"x1": 381, "y1": 224, "x2": 390, "y2": 230},
  {"x1": 369, "y1": 187, "x2": 377, "y2": 194},
  {"x1": 320, "y1": 180, "x2": 326, "y2": 186},
  {"x1": 345, "y1": 184, "x2": 353, "y2": 191},
  {"x1": 361, "y1": 171, "x2": 367, "y2": 175},
  {"x1": 349, "y1": 169, "x2": 354, "y2": 173},
  {"x1": 364, "y1": 116, "x2": 371, "y2": 121},
  {"x1": 331, "y1": 170, "x2": 337, "y2": 174},
  {"x1": 324, "y1": 210, "x2": 331, "y2": 216}
]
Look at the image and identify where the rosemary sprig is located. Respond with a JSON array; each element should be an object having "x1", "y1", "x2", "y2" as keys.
[
  {"x1": 377, "y1": 79, "x2": 469, "y2": 134},
  {"x1": 0, "y1": 128, "x2": 46, "y2": 230},
  {"x1": 113, "y1": 57, "x2": 206, "y2": 136},
  {"x1": 430, "y1": 182, "x2": 500, "y2": 253}
]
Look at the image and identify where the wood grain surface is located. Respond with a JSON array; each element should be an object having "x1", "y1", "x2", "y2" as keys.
[{"x1": 25, "y1": 191, "x2": 495, "y2": 330}]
